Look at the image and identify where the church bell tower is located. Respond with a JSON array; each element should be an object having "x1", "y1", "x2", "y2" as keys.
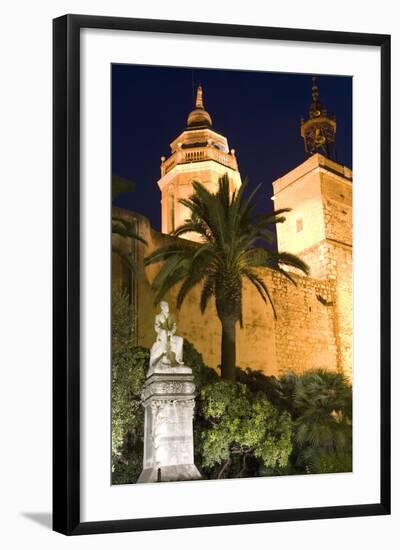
[
  {"x1": 272, "y1": 77, "x2": 352, "y2": 378},
  {"x1": 157, "y1": 85, "x2": 242, "y2": 241}
]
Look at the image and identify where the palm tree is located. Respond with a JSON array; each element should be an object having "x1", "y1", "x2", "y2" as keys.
[
  {"x1": 145, "y1": 174, "x2": 309, "y2": 381},
  {"x1": 275, "y1": 369, "x2": 352, "y2": 473},
  {"x1": 112, "y1": 174, "x2": 147, "y2": 276}
]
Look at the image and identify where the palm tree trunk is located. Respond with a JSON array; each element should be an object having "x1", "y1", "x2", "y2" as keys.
[{"x1": 220, "y1": 316, "x2": 236, "y2": 381}]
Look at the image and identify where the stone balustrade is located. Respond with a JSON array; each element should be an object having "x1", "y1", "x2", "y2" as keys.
[{"x1": 161, "y1": 146, "x2": 238, "y2": 176}]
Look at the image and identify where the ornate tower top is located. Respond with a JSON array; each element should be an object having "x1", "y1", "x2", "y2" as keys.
[
  {"x1": 187, "y1": 85, "x2": 213, "y2": 128},
  {"x1": 300, "y1": 77, "x2": 337, "y2": 160},
  {"x1": 157, "y1": 85, "x2": 242, "y2": 239},
  {"x1": 160, "y1": 84, "x2": 239, "y2": 179}
]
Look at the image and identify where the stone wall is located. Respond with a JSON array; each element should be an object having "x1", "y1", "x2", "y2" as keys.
[
  {"x1": 271, "y1": 154, "x2": 353, "y2": 379},
  {"x1": 296, "y1": 240, "x2": 352, "y2": 378},
  {"x1": 321, "y1": 170, "x2": 352, "y2": 247},
  {"x1": 113, "y1": 207, "x2": 346, "y2": 378},
  {"x1": 268, "y1": 268, "x2": 338, "y2": 375}
]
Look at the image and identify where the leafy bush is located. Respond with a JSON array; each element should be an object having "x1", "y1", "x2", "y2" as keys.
[
  {"x1": 197, "y1": 381, "x2": 293, "y2": 479},
  {"x1": 236, "y1": 367, "x2": 280, "y2": 404},
  {"x1": 112, "y1": 287, "x2": 148, "y2": 484},
  {"x1": 111, "y1": 345, "x2": 148, "y2": 484}
]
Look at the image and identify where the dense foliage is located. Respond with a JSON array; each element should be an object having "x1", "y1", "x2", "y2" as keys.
[
  {"x1": 111, "y1": 287, "x2": 147, "y2": 484},
  {"x1": 145, "y1": 175, "x2": 309, "y2": 381},
  {"x1": 195, "y1": 366, "x2": 352, "y2": 478},
  {"x1": 274, "y1": 369, "x2": 352, "y2": 474},
  {"x1": 197, "y1": 381, "x2": 293, "y2": 479}
]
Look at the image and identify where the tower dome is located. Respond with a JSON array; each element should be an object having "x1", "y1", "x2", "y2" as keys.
[{"x1": 186, "y1": 85, "x2": 212, "y2": 128}]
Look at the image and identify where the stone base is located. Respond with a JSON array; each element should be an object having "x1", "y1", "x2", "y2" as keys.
[
  {"x1": 139, "y1": 363, "x2": 202, "y2": 484},
  {"x1": 137, "y1": 464, "x2": 202, "y2": 483},
  {"x1": 147, "y1": 364, "x2": 193, "y2": 377}
]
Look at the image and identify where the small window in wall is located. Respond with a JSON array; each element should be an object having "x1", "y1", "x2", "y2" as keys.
[{"x1": 296, "y1": 217, "x2": 303, "y2": 233}]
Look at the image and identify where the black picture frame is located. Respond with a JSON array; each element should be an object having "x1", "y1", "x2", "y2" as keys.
[{"x1": 53, "y1": 14, "x2": 391, "y2": 536}]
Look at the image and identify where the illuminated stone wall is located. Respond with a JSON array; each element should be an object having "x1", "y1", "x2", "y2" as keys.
[
  {"x1": 272, "y1": 154, "x2": 353, "y2": 379},
  {"x1": 112, "y1": 153, "x2": 352, "y2": 380},
  {"x1": 112, "y1": 203, "x2": 350, "y2": 379}
]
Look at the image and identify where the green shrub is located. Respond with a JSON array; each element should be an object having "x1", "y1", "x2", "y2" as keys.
[
  {"x1": 111, "y1": 287, "x2": 149, "y2": 484},
  {"x1": 236, "y1": 367, "x2": 280, "y2": 404},
  {"x1": 197, "y1": 380, "x2": 293, "y2": 479},
  {"x1": 275, "y1": 369, "x2": 352, "y2": 474}
]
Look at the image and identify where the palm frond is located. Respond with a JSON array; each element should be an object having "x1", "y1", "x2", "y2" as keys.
[
  {"x1": 112, "y1": 174, "x2": 135, "y2": 200},
  {"x1": 112, "y1": 218, "x2": 147, "y2": 246},
  {"x1": 244, "y1": 269, "x2": 277, "y2": 319},
  {"x1": 153, "y1": 263, "x2": 190, "y2": 305},
  {"x1": 269, "y1": 252, "x2": 310, "y2": 275},
  {"x1": 273, "y1": 267, "x2": 298, "y2": 286},
  {"x1": 144, "y1": 241, "x2": 196, "y2": 266},
  {"x1": 171, "y1": 220, "x2": 209, "y2": 239},
  {"x1": 112, "y1": 245, "x2": 137, "y2": 277},
  {"x1": 200, "y1": 276, "x2": 216, "y2": 313},
  {"x1": 176, "y1": 270, "x2": 205, "y2": 309},
  {"x1": 151, "y1": 253, "x2": 188, "y2": 291}
]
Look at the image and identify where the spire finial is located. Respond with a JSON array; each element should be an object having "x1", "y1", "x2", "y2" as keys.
[
  {"x1": 186, "y1": 84, "x2": 212, "y2": 128},
  {"x1": 300, "y1": 76, "x2": 337, "y2": 160},
  {"x1": 311, "y1": 76, "x2": 319, "y2": 102},
  {"x1": 195, "y1": 85, "x2": 204, "y2": 109}
]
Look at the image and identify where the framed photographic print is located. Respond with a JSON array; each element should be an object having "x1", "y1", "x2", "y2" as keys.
[{"x1": 53, "y1": 14, "x2": 391, "y2": 535}]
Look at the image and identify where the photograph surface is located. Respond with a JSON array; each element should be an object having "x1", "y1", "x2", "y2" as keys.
[{"x1": 111, "y1": 64, "x2": 353, "y2": 485}]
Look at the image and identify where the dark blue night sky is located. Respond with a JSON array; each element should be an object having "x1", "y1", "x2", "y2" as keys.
[{"x1": 112, "y1": 65, "x2": 352, "y2": 232}]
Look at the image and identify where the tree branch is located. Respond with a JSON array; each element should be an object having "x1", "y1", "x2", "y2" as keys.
[
  {"x1": 238, "y1": 454, "x2": 247, "y2": 477},
  {"x1": 217, "y1": 458, "x2": 231, "y2": 479}
]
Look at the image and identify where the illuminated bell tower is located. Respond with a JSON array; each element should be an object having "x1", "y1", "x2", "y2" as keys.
[
  {"x1": 300, "y1": 77, "x2": 337, "y2": 160},
  {"x1": 157, "y1": 85, "x2": 242, "y2": 241},
  {"x1": 272, "y1": 79, "x2": 352, "y2": 378}
]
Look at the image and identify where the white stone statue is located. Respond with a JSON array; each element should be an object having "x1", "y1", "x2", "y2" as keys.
[
  {"x1": 148, "y1": 301, "x2": 184, "y2": 374},
  {"x1": 139, "y1": 302, "x2": 201, "y2": 483}
]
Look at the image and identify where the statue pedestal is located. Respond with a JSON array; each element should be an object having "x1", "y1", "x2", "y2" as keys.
[{"x1": 137, "y1": 366, "x2": 202, "y2": 483}]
